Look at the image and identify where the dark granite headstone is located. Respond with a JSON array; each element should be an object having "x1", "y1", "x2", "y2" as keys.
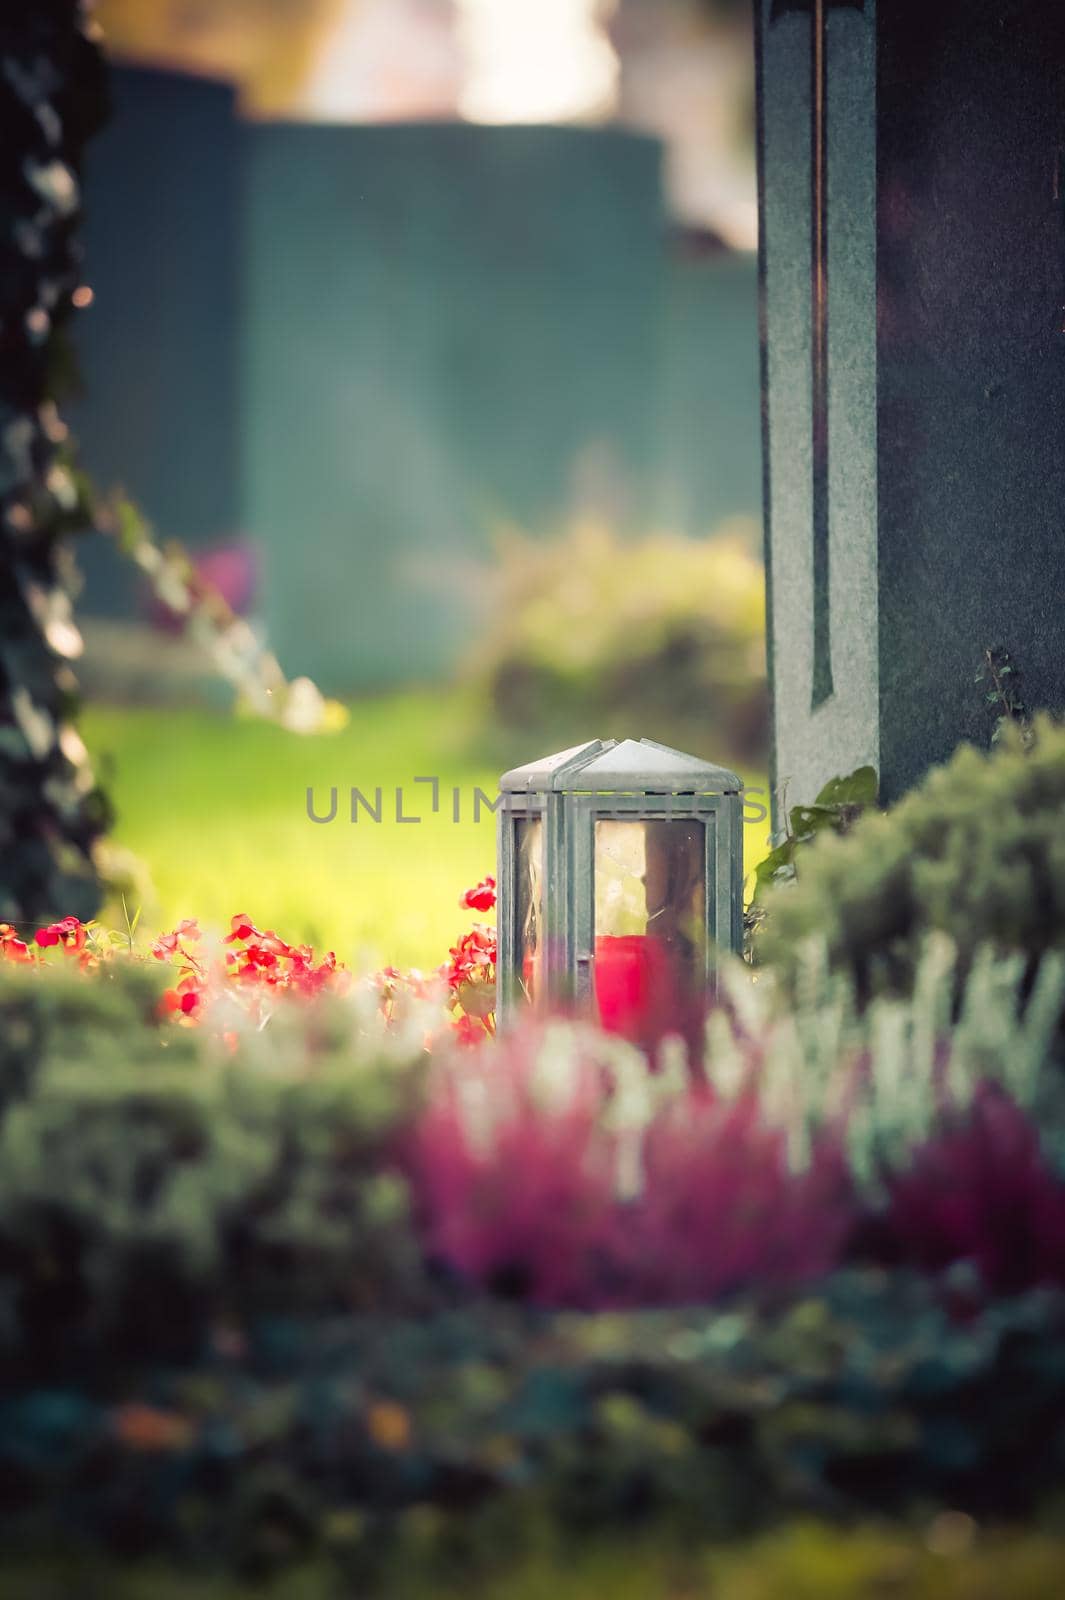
[{"x1": 758, "y1": 0, "x2": 1065, "y2": 806}]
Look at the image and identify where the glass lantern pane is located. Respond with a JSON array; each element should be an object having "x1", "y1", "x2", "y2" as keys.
[
  {"x1": 515, "y1": 817, "x2": 543, "y2": 1003},
  {"x1": 594, "y1": 819, "x2": 705, "y2": 1036}
]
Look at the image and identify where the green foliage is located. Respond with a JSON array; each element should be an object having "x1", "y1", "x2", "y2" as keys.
[
  {"x1": 757, "y1": 717, "x2": 1065, "y2": 1001},
  {"x1": 2, "y1": 1270, "x2": 1065, "y2": 1586},
  {"x1": 1, "y1": 955, "x2": 1065, "y2": 1582},
  {"x1": 710, "y1": 939, "x2": 1065, "y2": 1187},
  {"x1": 5, "y1": 1523, "x2": 1065, "y2": 1600},
  {"x1": 466, "y1": 522, "x2": 768, "y2": 763},
  {"x1": 746, "y1": 766, "x2": 877, "y2": 951},
  {"x1": 754, "y1": 766, "x2": 878, "y2": 895},
  {"x1": 0, "y1": 2, "x2": 110, "y2": 922},
  {"x1": 0, "y1": 962, "x2": 427, "y2": 1358},
  {"x1": 976, "y1": 645, "x2": 1034, "y2": 749}
]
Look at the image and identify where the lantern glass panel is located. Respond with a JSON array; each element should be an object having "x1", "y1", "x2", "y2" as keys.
[
  {"x1": 593, "y1": 818, "x2": 704, "y2": 1031},
  {"x1": 516, "y1": 816, "x2": 543, "y2": 1002}
]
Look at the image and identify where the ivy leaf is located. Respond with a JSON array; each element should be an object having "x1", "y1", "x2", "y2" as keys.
[
  {"x1": 814, "y1": 767, "x2": 879, "y2": 809},
  {"x1": 788, "y1": 804, "x2": 839, "y2": 842},
  {"x1": 750, "y1": 764, "x2": 880, "y2": 915},
  {"x1": 753, "y1": 838, "x2": 798, "y2": 898}
]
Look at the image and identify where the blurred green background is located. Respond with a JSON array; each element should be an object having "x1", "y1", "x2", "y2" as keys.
[{"x1": 73, "y1": 0, "x2": 769, "y2": 968}]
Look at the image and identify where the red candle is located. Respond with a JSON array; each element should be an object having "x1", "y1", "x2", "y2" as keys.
[
  {"x1": 521, "y1": 947, "x2": 540, "y2": 1004},
  {"x1": 594, "y1": 933, "x2": 675, "y2": 1039}
]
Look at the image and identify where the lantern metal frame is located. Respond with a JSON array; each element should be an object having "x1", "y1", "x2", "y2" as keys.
[{"x1": 496, "y1": 738, "x2": 743, "y2": 1022}]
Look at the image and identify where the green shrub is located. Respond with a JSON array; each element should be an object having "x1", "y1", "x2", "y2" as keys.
[
  {"x1": 0, "y1": 962, "x2": 427, "y2": 1360},
  {"x1": 758, "y1": 718, "x2": 1065, "y2": 1001},
  {"x1": 0, "y1": 957, "x2": 191, "y2": 1113},
  {"x1": 466, "y1": 522, "x2": 767, "y2": 763},
  {"x1": 4, "y1": 1524, "x2": 1065, "y2": 1600},
  {"x1": 3, "y1": 963, "x2": 1065, "y2": 1581},
  {"x1": 2, "y1": 1272, "x2": 1065, "y2": 1587}
]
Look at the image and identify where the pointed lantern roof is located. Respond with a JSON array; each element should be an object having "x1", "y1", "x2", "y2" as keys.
[{"x1": 500, "y1": 738, "x2": 741, "y2": 794}]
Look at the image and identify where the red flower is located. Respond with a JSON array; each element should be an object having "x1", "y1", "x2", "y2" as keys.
[
  {"x1": 453, "y1": 1012, "x2": 492, "y2": 1046},
  {"x1": 460, "y1": 876, "x2": 496, "y2": 913},
  {"x1": 161, "y1": 977, "x2": 203, "y2": 1018},
  {"x1": 444, "y1": 924, "x2": 497, "y2": 990},
  {"x1": 35, "y1": 916, "x2": 86, "y2": 953},
  {"x1": 245, "y1": 943, "x2": 279, "y2": 969},
  {"x1": 13, "y1": 888, "x2": 494, "y2": 1044},
  {"x1": 0, "y1": 924, "x2": 31, "y2": 963},
  {"x1": 153, "y1": 917, "x2": 200, "y2": 958}
]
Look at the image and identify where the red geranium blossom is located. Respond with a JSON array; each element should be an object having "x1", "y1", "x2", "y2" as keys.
[
  {"x1": 10, "y1": 876, "x2": 500, "y2": 1047},
  {"x1": 0, "y1": 924, "x2": 32, "y2": 963},
  {"x1": 460, "y1": 875, "x2": 496, "y2": 913},
  {"x1": 161, "y1": 984, "x2": 201, "y2": 1016},
  {"x1": 35, "y1": 916, "x2": 86, "y2": 953},
  {"x1": 150, "y1": 918, "x2": 200, "y2": 960}
]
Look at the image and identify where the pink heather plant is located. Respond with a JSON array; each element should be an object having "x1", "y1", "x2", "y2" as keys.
[
  {"x1": 612, "y1": 1091, "x2": 853, "y2": 1304},
  {"x1": 408, "y1": 1025, "x2": 620, "y2": 1304},
  {"x1": 871, "y1": 1083, "x2": 1065, "y2": 1294},
  {"x1": 407, "y1": 1022, "x2": 855, "y2": 1308}
]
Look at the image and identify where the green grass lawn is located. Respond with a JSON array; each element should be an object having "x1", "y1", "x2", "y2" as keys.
[{"x1": 83, "y1": 693, "x2": 769, "y2": 972}]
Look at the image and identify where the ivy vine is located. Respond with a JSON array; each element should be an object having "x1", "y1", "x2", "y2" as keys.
[{"x1": 0, "y1": 2, "x2": 110, "y2": 922}]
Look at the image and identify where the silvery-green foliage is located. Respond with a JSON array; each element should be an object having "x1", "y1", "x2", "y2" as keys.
[
  {"x1": 707, "y1": 938, "x2": 1065, "y2": 1191},
  {"x1": 0, "y1": 961, "x2": 429, "y2": 1350},
  {"x1": 759, "y1": 717, "x2": 1065, "y2": 1003}
]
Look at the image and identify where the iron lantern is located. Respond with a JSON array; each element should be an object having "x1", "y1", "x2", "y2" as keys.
[{"x1": 496, "y1": 739, "x2": 743, "y2": 1028}]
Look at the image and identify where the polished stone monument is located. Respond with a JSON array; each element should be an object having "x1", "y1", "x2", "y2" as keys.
[{"x1": 758, "y1": 0, "x2": 1065, "y2": 806}]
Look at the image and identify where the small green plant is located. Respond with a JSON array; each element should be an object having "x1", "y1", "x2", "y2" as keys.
[
  {"x1": 976, "y1": 645, "x2": 1034, "y2": 748},
  {"x1": 745, "y1": 766, "x2": 878, "y2": 957},
  {"x1": 754, "y1": 766, "x2": 879, "y2": 893}
]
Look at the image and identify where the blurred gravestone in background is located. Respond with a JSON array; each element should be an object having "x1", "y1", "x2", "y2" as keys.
[
  {"x1": 656, "y1": 237, "x2": 760, "y2": 538},
  {"x1": 244, "y1": 121, "x2": 661, "y2": 689},
  {"x1": 72, "y1": 66, "x2": 241, "y2": 618},
  {"x1": 74, "y1": 1, "x2": 762, "y2": 695}
]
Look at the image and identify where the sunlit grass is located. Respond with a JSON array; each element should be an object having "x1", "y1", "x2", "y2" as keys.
[{"x1": 83, "y1": 693, "x2": 769, "y2": 971}]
